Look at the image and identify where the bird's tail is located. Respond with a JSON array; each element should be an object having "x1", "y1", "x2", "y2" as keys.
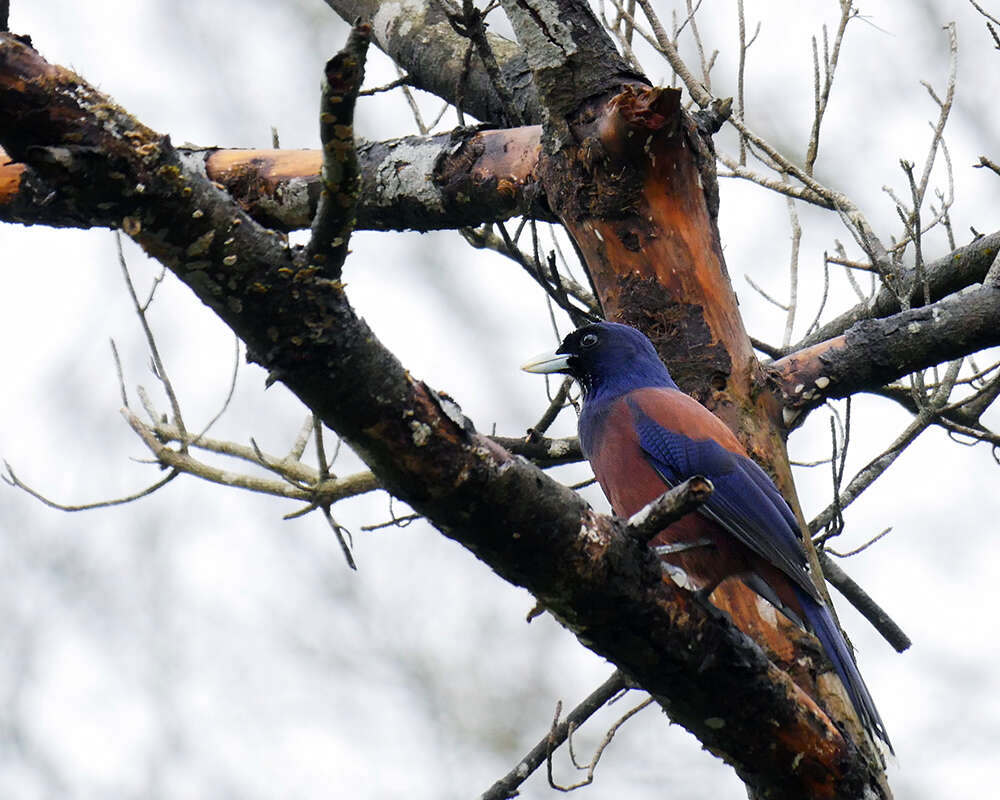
[{"x1": 797, "y1": 589, "x2": 893, "y2": 754}]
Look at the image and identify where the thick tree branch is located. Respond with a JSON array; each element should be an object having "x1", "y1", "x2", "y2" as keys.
[
  {"x1": 0, "y1": 125, "x2": 550, "y2": 232},
  {"x1": 322, "y1": 0, "x2": 541, "y2": 126},
  {"x1": 791, "y1": 231, "x2": 1000, "y2": 352},
  {"x1": 768, "y1": 283, "x2": 1000, "y2": 421},
  {"x1": 0, "y1": 34, "x2": 878, "y2": 799}
]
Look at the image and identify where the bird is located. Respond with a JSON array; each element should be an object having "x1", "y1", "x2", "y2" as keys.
[{"x1": 522, "y1": 320, "x2": 891, "y2": 752}]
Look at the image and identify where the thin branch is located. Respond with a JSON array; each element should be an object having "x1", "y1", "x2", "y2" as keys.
[
  {"x1": 783, "y1": 193, "x2": 802, "y2": 348},
  {"x1": 818, "y1": 551, "x2": 911, "y2": 653},
  {"x1": 4, "y1": 458, "x2": 179, "y2": 510},
  {"x1": 304, "y1": 23, "x2": 370, "y2": 276},
  {"x1": 481, "y1": 671, "x2": 629, "y2": 800},
  {"x1": 116, "y1": 233, "x2": 188, "y2": 445},
  {"x1": 745, "y1": 274, "x2": 789, "y2": 311},
  {"x1": 288, "y1": 414, "x2": 316, "y2": 462},
  {"x1": 110, "y1": 339, "x2": 129, "y2": 408},
  {"x1": 527, "y1": 376, "x2": 574, "y2": 439},
  {"x1": 809, "y1": 411, "x2": 933, "y2": 534},
  {"x1": 190, "y1": 335, "x2": 241, "y2": 447},
  {"x1": 552, "y1": 695, "x2": 653, "y2": 791},
  {"x1": 805, "y1": 2, "x2": 854, "y2": 176},
  {"x1": 975, "y1": 155, "x2": 1000, "y2": 176},
  {"x1": 970, "y1": 0, "x2": 1000, "y2": 27},
  {"x1": 826, "y1": 526, "x2": 893, "y2": 558},
  {"x1": 625, "y1": 477, "x2": 714, "y2": 543},
  {"x1": 449, "y1": 0, "x2": 524, "y2": 126},
  {"x1": 122, "y1": 409, "x2": 381, "y2": 505},
  {"x1": 357, "y1": 74, "x2": 415, "y2": 96},
  {"x1": 321, "y1": 504, "x2": 357, "y2": 570}
]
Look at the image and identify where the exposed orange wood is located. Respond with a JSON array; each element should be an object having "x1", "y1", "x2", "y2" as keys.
[
  {"x1": 0, "y1": 148, "x2": 25, "y2": 204},
  {"x1": 206, "y1": 148, "x2": 321, "y2": 185}
]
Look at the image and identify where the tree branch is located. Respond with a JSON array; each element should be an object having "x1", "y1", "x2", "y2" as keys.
[
  {"x1": 818, "y1": 552, "x2": 911, "y2": 654},
  {"x1": 0, "y1": 124, "x2": 550, "y2": 233},
  {"x1": 304, "y1": 24, "x2": 370, "y2": 274},
  {"x1": 768, "y1": 282, "x2": 1000, "y2": 420},
  {"x1": 625, "y1": 476, "x2": 713, "y2": 542},
  {"x1": 481, "y1": 671, "x2": 628, "y2": 800},
  {"x1": 321, "y1": 0, "x2": 541, "y2": 126},
  {"x1": 790, "y1": 230, "x2": 1000, "y2": 353}
]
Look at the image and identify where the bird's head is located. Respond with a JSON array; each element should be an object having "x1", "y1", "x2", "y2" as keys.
[{"x1": 521, "y1": 322, "x2": 677, "y2": 399}]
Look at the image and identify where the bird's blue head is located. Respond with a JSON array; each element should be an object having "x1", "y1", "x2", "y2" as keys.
[{"x1": 522, "y1": 322, "x2": 678, "y2": 401}]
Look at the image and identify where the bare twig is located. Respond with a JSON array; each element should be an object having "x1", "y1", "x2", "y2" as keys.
[
  {"x1": 3, "y1": 459, "x2": 179, "y2": 511},
  {"x1": 810, "y1": 411, "x2": 933, "y2": 535},
  {"x1": 189, "y1": 335, "x2": 240, "y2": 447},
  {"x1": 553, "y1": 695, "x2": 653, "y2": 790},
  {"x1": 976, "y1": 155, "x2": 1000, "y2": 176},
  {"x1": 783, "y1": 192, "x2": 802, "y2": 347},
  {"x1": 321, "y1": 504, "x2": 357, "y2": 570},
  {"x1": 734, "y1": 0, "x2": 760, "y2": 165},
  {"x1": 116, "y1": 233, "x2": 188, "y2": 445},
  {"x1": 288, "y1": 414, "x2": 315, "y2": 462},
  {"x1": 357, "y1": 74, "x2": 415, "y2": 97},
  {"x1": 122, "y1": 409, "x2": 381, "y2": 505},
  {"x1": 528, "y1": 376, "x2": 574, "y2": 439},
  {"x1": 466, "y1": 223, "x2": 599, "y2": 321},
  {"x1": 481, "y1": 671, "x2": 629, "y2": 800},
  {"x1": 805, "y1": 2, "x2": 854, "y2": 176}
]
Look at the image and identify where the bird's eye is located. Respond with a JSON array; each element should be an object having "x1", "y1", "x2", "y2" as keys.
[{"x1": 580, "y1": 333, "x2": 599, "y2": 349}]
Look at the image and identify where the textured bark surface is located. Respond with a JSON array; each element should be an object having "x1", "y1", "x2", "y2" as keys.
[
  {"x1": 770, "y1": 283, "x2": 1000, "y2": 415},
  {"x1": 322, "y1": 0, "x2": 540, "y2": 126},
  {"x1": 1, "y1": 125, "x2": 549, "y2": 232}
]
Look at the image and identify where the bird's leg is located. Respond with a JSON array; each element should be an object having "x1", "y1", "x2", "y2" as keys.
[
  {"x1": 651, "y1": 538, "x2": 714, "y2": 556},
  {"x1": 654, "y1": 538, "x2": 715, "y2": 592}
]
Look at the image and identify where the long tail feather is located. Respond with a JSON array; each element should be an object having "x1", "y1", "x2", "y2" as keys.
[{"x1": 797, "y1": 588, "x2": 893, "y2": 753}]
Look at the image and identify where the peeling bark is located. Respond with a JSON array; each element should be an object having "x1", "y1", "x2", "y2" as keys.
[
  {"x1": 1, "y1": 125, "x2": 549, "y2": 232},
  {"x1": 770, "y1": 283, "x2": 1000, "y2": 417}
]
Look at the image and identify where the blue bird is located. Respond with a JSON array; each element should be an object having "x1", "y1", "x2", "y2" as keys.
[{"x1": 523, "y1": 321, "x2": 890, "y2": 751}]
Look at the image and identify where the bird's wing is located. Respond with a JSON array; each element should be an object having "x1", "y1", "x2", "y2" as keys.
[{"x1": 626, "y1": 389, "x2": 820, "y2": 601}]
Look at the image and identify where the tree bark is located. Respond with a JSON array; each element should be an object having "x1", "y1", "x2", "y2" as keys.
[{"x1": 0, "y1": 125, "x2": 549, "y2": 232}]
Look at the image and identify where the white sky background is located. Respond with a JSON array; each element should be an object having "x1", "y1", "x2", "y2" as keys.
[{"x1": 1, "y1": 1, "x2": 999, "y2": 798}]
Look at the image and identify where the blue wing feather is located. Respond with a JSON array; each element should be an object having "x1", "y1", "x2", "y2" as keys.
[{"x1": 628, "y1": 400, "x2": 821, "y2": 601}]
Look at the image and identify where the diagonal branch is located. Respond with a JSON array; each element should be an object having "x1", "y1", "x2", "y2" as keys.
[
  {"x1": 481, "y1": 671, "x2": 629, "y2": 800},
  {"x1": 790, "y1": 230, "x2": 1000, "y2": 353},
  {"x1": 768, "y1": 282, "x2": 1000, "y2": 422}
]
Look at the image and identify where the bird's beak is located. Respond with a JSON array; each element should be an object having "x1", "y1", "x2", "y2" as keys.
[{"x1": 521, "y1": 350, "x2": 571, "y2": 374}]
